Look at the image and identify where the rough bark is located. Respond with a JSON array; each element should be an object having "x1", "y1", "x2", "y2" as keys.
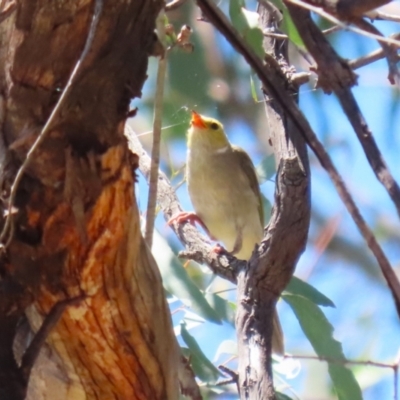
[
  {"x1": 0, "y1": 1, "x2": 179, "y2": 399},
  {"x1": 234, "y1": 3, "x2": 311, "y2": 399}
]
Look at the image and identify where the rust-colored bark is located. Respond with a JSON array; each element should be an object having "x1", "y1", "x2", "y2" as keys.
[{"x1": 0, "y1": 1, "x2": 179, "y2": 399}]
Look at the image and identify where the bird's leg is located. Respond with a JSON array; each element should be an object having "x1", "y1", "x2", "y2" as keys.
[
  {"x1": 211, "y1": 230, "x2": 243, "y2": 257},
  {"x1": 230, "y1": 229, "x2": 243, "y2": 256},
  {"x1": 168, "y1": 211, "x2": 215, "y2": 239},
  {"x1": 211, "y1": 243, "x2": 225, "y2": 254}
]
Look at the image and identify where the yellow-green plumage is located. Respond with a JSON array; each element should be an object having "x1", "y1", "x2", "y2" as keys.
[
  {"x1": 187, "y1": 116, "x2": 263, "y2": 260},
  {"x1": 185, "y1": 112, "x2": 284, "y2": 354}
]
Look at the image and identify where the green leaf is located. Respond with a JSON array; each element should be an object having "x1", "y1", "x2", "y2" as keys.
[
  {"x1": 284, "y1": 276, "x2": 335, "y2": 308},
  {"x1": 281, "y1": 7, "x2": 304, "y2": 48},
  {"x1": 180, "y1": 322, "x2": 222, "y2": 383},
  {"x1": 241, "y1": 8, "x2": 260, "y2": 29},
  {"x1": 256, "y1": 154, "x2": 276, "y2": 183},
  {"x1": 261, "y1": 193, "x2": 272, "y2": 223},
  {"x1": 214, "y1": 339, "x2": 237, "y2": 361},
  {"x1": 276, "y1": 392, "x2": 294, "y2": 400},
  {"x1": 268, "y1": 0, "x2": 305, "y2": 48},
  {"x1": 205, "y1": 292, "x2": 236, "y2": 326},
  {"x1": 229, "y1": 0, "x2": 247, "y2": 34},
  {"x1": 244, "y1": 27, "x2": 265, "y2": 59},
  {"x1": 250, "y1": 73, "x2": 258, "y2": 103},
  {"x1": 283, "y1": 294, "x2": 363, "y2": 400},
  {"x1": 229, "y1": 0, "x2": 265, "y2": 58},
  {"x1": 152, "y1": 231, "x2": 221, "y2": 324}
]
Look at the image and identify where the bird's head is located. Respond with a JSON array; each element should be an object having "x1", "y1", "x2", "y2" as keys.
[{"x1": 187, "y1": 111, "x2": 230, "y2": 152}]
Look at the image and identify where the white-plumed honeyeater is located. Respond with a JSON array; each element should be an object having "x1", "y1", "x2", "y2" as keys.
[{"x1": 170, "y1": 111, "x2": 284, "y2": 354}]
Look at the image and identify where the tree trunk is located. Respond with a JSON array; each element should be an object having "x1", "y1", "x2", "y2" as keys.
[
  {"x1": 0, "y1": 1, "x2": 179, "y2": 399},
  {"x1": 235, "y1": 2, "x2": 311, "y2": 399}
]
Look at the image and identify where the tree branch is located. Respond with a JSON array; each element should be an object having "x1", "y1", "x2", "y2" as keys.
[
  {"x1": 145, "y1": 12, "x2": 167, "y2": 248},
  {"x1": 348, "y1": 33, "x2": 400, "y2": 70},
  {"x1": 125, "y1": 125, "x2": 240, "y2": 284},
  {"x1": 195, "y1": 0, "x2": 400, "y2": 318},
  {"x1": 284, "y1": 0, "x2": 400, "y2": 48},
  {"x1": 233, "y1": 4, "x2": 310, "y2": 398},
  {"x1": 285, "y1": 4, "x2": 400, "y2": 217},
  {"x1": 350, "y1": 17, "x2": 399, "y2": 84}
]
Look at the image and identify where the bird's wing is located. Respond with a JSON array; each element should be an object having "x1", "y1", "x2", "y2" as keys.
[{"x1": 232, "y1": 145, "x2": 264, "y2": 225}]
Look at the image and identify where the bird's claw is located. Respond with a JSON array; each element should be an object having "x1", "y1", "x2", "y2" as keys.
[
  {"x1": 168, "y1": 211, "x2": 200, "y2": 227},
  {"x1": 211, "y1": 243, "x2": 225, "y2": 254},
  {"x1": 168, "y1": 211, "x2": 215, "y2": 239}
]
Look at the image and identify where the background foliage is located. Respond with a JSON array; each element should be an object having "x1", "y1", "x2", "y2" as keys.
[{"x1": 131, "y1": 1, "x2": 400, "y2": 398}]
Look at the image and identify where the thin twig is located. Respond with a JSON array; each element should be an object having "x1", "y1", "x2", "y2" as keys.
[
  {"x1": 0, "y1": 0, "x2": 103, "y2": 248},
  {"x1": 351, "y1": 17, "x2": 399, "y2": 84},
  {"x1": 286, "y1": 5, "x2": 400, "y2": 218},
  {"x1": 348, "y1": 33, "x2": 400, "y2": 70},
  {"x1": 349, "y1": 47, "x2": 388, "y2": 70},
  {"x1": 165, "y1": 0, "x2": 188, "y2": 11},
  {"x1": 284, "y1": 354, "x2": 400, "y2": 369},
  {"x1": 145, "y1": 12, "x2": 168, "y2": 248},
  {"x1": 365, "y1": 10, "x2": 400, "y2": 24},
  {"x1": 286, "y1": 353, "x2": 400, "y2": 400},
  {"x1": 284, "y1": 0, "x2": 400, "y2": 48},
  {"x1": 218, "y1": 365, "x2": 239, "y2": 393},
  {"x1": 263, "y1": 30, "x2": 288, "y2": 39},
  {"x1": 20, "y1": 296, "x2": 84, "y2": 383},
  {"x1": 322, "y1": 25, "x2": 342, "y2": 35},
  {"x1": 263, "y1": 24, "x2": 342, "y2": 39},
  {"x1": 196, "y1": 0, "x2": 400, "y2": 317}
]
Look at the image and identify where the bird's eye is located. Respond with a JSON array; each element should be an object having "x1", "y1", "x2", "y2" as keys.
[{"x1": 210, "y1": 122, "x2": 219, "y2": 130}]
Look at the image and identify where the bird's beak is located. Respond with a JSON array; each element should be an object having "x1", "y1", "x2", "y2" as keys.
[{"x1": 191, "y1": 111, "x2": 206, "y2": 129}]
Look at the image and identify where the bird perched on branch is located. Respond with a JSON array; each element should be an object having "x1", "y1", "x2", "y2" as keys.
[{"x1": 169, "y1": 111, "x2": 284, "y2": 354}]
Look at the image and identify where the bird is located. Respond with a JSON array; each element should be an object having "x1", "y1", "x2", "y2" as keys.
[{"x1": 169, "y1": 111, "x2": 284, "y2": 354}]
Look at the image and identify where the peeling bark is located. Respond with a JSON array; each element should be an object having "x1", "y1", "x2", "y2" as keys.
[{"x1": 0, "y1": 1, "x2": 180, "y2": 399}]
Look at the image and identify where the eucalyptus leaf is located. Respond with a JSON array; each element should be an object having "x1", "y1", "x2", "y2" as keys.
[
  {"x1": 244, "y1": 27, "x2": 265, "y2": 59},
  {"x1": 229, "y1": 0, "x2": 247, "y2": 33},
  {"x1": 152, "y1": 231, "x2": 221, "y2": 324},
  {"x1": 285, "y1": 276, "x2": 335, "y2": 308},
  {"x1": 268, "y1": 0, "x2": 305, "y2": 48},
  {"x1": 276, "y1": 392, "x2": 294, "y2": 400},
  {"x1": 180, "y1": 322, "x2": 222, "y2": 383},
  {"x1": 241, "y1": 8, "x2": 260, "y2": 29},
  {"x1": 229, "y1": 0, "x2": 265, "y2": 58},
  {"x1": 214, "y1": 340, "x2": 237, "y2": 361},
  {"x1": 283, "y1": 294, "x2": 363, "y2": 400},
  {"x1": 250, "y1": 73, "x2": 258, "y2": 103},
  {"x1": 205, "y1": 292, "x2": 236, "y2": 326},
  {"x1": 256, "y1": 154, "x2": 276, "y2": 183},
  {"x1": 261, "y1": 193, "x2": 272, "y2": 223}
]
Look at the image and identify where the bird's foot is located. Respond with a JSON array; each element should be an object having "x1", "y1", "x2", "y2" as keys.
[
  {"x1": 168, "y1": 211, "x2": 197, "y2": 226},
  {"x1": 211, "y1": 243, "x2": 225, "y2": 254},
  {"x1": 168, "y1": 212, "x2": 214, "y2": 238}
]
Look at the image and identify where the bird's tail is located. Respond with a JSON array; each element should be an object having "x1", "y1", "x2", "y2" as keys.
[{"x1": 272, "y1": 310, "x2": 284, "y2": 355}]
